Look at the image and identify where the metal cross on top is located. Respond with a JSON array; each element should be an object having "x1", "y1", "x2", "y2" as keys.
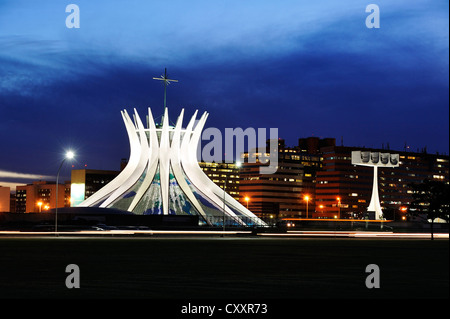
[{"x1": 153, "y1": 68, "x2": 178, "y2": 110}]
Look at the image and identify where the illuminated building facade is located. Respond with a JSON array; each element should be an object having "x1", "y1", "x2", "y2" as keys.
[
  {"x1": 15, "y1": 181, "x2": 71, "y2": 213},
  {"x1": 198, "y1": 162, "x2": 240, "y2": 201},
  {"x1": 70, "y1": 169, "x2": 120, "y2": 207},
  {"x1": 239, "y1": 137, "x2": 448, "y2": 220},
  {"x1": 239, "y1": 138, "x2": 330, "y2": 218}
]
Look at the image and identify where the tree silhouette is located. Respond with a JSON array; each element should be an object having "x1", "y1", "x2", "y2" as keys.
[{"x1": 409, "y1": 179, "x2": 449, "y2": 240}]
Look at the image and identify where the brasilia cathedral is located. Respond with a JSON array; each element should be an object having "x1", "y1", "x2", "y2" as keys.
[{"x1": 78, "y1": 106, "x2": 265, "y2": 227}]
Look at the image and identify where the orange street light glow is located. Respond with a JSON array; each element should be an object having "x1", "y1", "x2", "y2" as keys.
[{"x1": 244, "y1": 196, "x2": 250, "y2": 209}]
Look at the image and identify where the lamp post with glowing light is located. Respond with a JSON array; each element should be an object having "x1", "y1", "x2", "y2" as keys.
[
  {"x1": 55, "y1": 151, "x2": 75, "y2": 234},
  {"x1": 337, "y1": 197, "x2": 341, "y2": 219},
  {"x1": 400, "y1": 206, "x2": 407, "y2": 222},
  {"x1": 319, "y1": 205, "x2": 324, "y2": 217},
  {"x1": 244, "y1": 196, "x2": 250, "y2": 209},
  {"x1": 222, "y1": 161, "x2": 241, "y2": 236},
  {"x1": 37, "y1": 201, "x2": 43, "y2": 213},
  {"x1": 304, "y1": 195, "x2": 310, "y2": 219}
]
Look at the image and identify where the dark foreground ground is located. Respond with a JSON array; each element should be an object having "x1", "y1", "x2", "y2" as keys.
[{"x1": 0, "y1": 236, "x2": 448, "y2": 301}]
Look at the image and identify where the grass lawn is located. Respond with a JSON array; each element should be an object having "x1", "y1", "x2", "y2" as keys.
[{"x1": 0, "y1": 236, "x2": 448, "y2": 299}]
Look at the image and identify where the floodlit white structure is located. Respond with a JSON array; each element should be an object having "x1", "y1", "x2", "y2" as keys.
[
  {"x1": 351, "y1": 151, "x2": 400, "y2": 220},
  {"x1": 79, "y1": 107, "x2": 265, "y2": 227}
]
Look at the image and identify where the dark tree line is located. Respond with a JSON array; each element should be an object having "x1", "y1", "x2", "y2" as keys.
[{"x1": 409, "y1": 179, "x2": 449, "y2": 239}]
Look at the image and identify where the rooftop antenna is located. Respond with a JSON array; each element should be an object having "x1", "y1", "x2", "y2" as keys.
[{"x1": 153, "y1": 68, "x2": 178, "y2": 124}]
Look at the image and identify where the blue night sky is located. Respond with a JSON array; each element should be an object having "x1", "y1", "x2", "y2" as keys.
[{"x1": 0, "y1": 0, "x2": 448, "y2": 188}]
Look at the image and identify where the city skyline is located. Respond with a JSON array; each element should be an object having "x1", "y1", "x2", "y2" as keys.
[{"x1": 1, "y1": 0, "x2": 448, "y2": 188}]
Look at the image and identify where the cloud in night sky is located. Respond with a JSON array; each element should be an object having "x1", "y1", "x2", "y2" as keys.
[
  {"x1": 0, "y1": 169, "x2": 54, "y2": 190},
  {"x1": 0, "y1": 0, "x2": 448, "y2": 185}
]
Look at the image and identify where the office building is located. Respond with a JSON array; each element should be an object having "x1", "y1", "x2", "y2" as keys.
[
  {"x1": 15, "y1": 181, "x2": 71, "y2": 213},
  {"x1": 239, "y1": 137, "x2": 332, "y2": 218},
  {"x1": 70, "y1": 169, "x2": 120, "y2": 206},
  {"x1": 198, "y1": 162, "x2": 240, "y2": 201}
]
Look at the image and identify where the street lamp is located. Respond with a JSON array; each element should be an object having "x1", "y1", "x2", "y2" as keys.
[
  {"x1": 244, "y1": 196, "x2": 250, "y2": 209},
  {"x1": 222, "y1": 173, "x2": 227, "y2": 235},
  {"x1": 319, "y1": 204, "x2": 324, "y2": 217},
  {"x1": 55, "y1": 150, "x2": 75, "y2": 235},
  {"x1": 304, "y1": 195, "x2": 310, "y2": 219},
  {"x1": 337, "y1": 197, "x2": 341, "y2": 219},
  {"x1": 37, "y1": 201, "x2": 43, "y2": 213},
  {"x1": 222, "y1": 161, "x2": 241, "y2": 236},
  {"x1": 400, "y1": 206, "x2": 407, "y2": 222}
]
